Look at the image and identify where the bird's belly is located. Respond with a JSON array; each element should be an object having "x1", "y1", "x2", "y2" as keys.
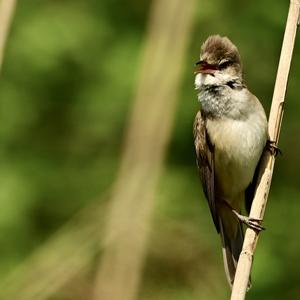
[{"x1": 206, "y1": 117, "x2": 266, "y2": 200}]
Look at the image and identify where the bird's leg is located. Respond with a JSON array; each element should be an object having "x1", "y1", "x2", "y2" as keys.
[
  {"x1": 266, "y1": 140, "x2": 282, "y2": 157},
  {"x1": 231, "y1": 210, "x2": 265, "y2": 231},
  {"x1": 222, "y1": 200, "x2": 265, "y2": 231}
]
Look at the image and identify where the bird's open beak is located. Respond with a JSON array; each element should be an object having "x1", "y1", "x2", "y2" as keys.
[{"x1": 194, "y1": 60, "x2": 217, "y2": 75}]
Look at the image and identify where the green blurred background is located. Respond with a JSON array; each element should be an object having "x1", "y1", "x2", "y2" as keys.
[{"x1": 0, "y1": 0, "x2": 299, "y2": 299}]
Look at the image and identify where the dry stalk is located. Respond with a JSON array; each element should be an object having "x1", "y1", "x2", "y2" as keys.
[
  {"x1": 0, "y1": 0, "x2": 17, "y2": 71},
  {"x1": 231, "y1": 1, "x2": 300, "y2": 299},
  {"x1": 91, "y1": 0, "x2": 196, "y2": 299},
  {"x1": 0, "y1": 0, "x2": 196, "y2": 299}
]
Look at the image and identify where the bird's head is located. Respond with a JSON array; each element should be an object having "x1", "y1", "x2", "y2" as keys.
[{"x1": 195, "y1": 35, "x2": 243, "y2": 89}]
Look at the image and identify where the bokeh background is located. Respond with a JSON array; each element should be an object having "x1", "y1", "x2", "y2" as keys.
[{"x1": 0, "y1": 0, "x2": 299, "y2": 299}]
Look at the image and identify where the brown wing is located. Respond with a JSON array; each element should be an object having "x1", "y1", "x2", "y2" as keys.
[{"x1": 193, "y1": 111, "x2": 219, "y2": 232}]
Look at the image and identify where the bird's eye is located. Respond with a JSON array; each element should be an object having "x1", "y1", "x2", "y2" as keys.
[{"x1": 219, "y1": 60, "x2": 231, "y2": 69}]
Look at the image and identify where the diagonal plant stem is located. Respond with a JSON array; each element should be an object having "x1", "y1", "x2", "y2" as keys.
[
  {"x1": 0, "y1": 0, "x2": 17, "y2": 71},
  {"x1": 231, "y1": 1, "x2": 300, "y2": 299}
]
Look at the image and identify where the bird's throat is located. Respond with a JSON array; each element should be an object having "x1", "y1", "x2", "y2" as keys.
[{"x1": 198, "y1": 85, "x2": 231, "y2": 118}]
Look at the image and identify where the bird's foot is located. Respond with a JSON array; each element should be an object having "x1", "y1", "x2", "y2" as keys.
[
  {"x1": 267, "y1": 140, "x2": 282, "y2": 157},
  {"x1": 221, "y1": 200, "x2": 265, "y2": 231},
  {"x1": 232, "y1": 210, "x2": 265, "y2": 231}
]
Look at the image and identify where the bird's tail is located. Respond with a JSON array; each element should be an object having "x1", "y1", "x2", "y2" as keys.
[{"x1": 219, "y1": 213, "x2": 251, "y2": 289}]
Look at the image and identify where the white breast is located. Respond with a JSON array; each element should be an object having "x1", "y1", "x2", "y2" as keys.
[{"x1": 206, "y1": 108, "x2": 267, "y2": 200}]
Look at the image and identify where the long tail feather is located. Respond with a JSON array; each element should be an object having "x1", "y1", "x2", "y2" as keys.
[{"x1": 219, "y1": 217, "x2": 251, "y2": 289}]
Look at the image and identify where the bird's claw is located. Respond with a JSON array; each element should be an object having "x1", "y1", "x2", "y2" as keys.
[
  {"x1": 267, "y1": 140, "x2": 282, "y2": 157},
  {"x1": 232, "y1": 211, "x2": 265, "y2": 232},
  {"x1": 246, "y1": 217, "x2": 266, "y2": 231},
  {"x1": 222, "y1": 200, "x2": 266, "y2": 231}
]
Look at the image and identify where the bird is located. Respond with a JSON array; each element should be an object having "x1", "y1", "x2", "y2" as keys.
[{"x1": 193, "y1": 35, "x2": 268, "y2": 288}]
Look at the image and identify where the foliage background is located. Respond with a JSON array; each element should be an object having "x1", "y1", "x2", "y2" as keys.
[{"x1": 0, "y1": 0, "x2": 299, "y2": 299}]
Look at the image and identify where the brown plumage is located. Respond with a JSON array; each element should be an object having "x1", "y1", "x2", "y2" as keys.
[
  {"x1": 193, "y1": 110, "x2": 245, "y2": 287},
  {"x1": 193, "y1": 35, "x2": 268, "y2": 288}
]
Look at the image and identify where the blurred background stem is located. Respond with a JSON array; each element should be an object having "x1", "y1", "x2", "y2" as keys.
[
  {"x1": 92, "y1": 0, "x2": 195, "y2": 299},
  {"x1": 0, "y1": 1, "x2": 299, "y2": 300},
  {"x1": 0, "y1": 0, "x2": 16, "y2": 71}
]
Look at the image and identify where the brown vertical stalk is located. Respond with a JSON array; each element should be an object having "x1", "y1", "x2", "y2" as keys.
[
  {"x1": 0, "y1": 0, "x2": 16, "y2": 71},
  {"x1": 231, "y1": 1, "x2": 300, "y2": 299},
  {"x1": 91, "y1": 0, "x2": 196, "y2": 299}
]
